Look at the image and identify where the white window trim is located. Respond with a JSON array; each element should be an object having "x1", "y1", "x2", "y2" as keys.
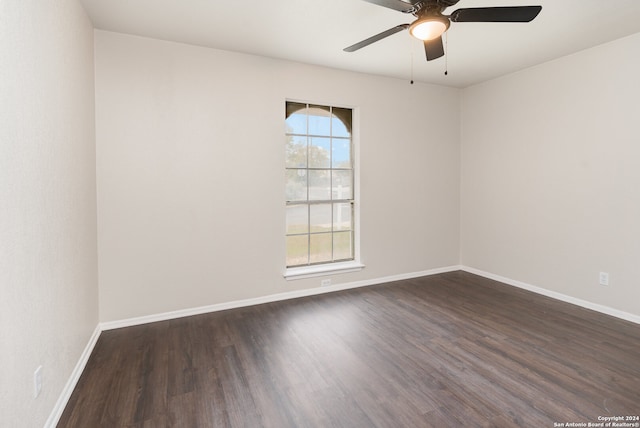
[
  {"x1": 284, "y1": 260, "x2": 365, "y2": 280},
  {"x1": 284, "y1": 101, "x2": 362, "y2": 280}
]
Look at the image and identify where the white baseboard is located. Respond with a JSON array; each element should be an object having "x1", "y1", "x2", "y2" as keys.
[
  {"x1": 461, "y1": 266, "x2": 640, "y2": 325},
  {"x1": 47, "y1": 264, "x2": 638, "y2": 425},
  {"x1": 48, "y1": 265, "x2": 459, "y2": 426},
  {"x1": 100, "y1": 265, "x2": 462, "y2": 331},
  {"x1": 45, "y1": 324, "x2": 102, "y2": 428}
]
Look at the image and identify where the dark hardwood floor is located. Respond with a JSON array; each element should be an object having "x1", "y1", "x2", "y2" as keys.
[{"x1": 58, "y1": 271, "x2": 640, "y2": 427}]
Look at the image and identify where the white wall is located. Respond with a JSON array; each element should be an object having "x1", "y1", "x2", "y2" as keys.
[
  {"x1": 461, "y1": 33, "x2": 640, "y2": 317},
  {"x1": 95, "y1": 31, "x2": 461, "y2": 322},
  {"x1": 0, "y1": 1, "x2": 98, "y2": 427}
]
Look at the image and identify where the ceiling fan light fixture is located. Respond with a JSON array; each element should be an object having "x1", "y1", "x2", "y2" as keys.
[{"x1": 409, "y1": 16, "x2": 450, "y2": 41}]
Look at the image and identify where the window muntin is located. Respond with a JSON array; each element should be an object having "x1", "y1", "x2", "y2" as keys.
[{"x1": 285, "y1": 102, "x2": 354, "y2": 268}]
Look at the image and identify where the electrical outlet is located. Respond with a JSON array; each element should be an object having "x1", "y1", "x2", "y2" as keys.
[
  {"x1": 599, "y1": 272, "x2": 609, "y2": 286},
  {"x1": 34, "y1": 366, "x2": 42, "y2": 398},
  {"x1": 321, "y1": 278, "x2": 332, "y2": 287}
]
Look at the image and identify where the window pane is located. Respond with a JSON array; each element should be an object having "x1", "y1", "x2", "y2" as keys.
[
  {"x1": 285, "y1": 103, "x2": 307, "y2": 134},
  {"x1": 332, "y1": 107, "x2": 352, "y2": 137},
  {"x1": 286, "y1": 205, "x2": 308, "y2": 235},
  {"x1": 332, "y1": 170, "x2": 352, "y2": 200},
  {"x1": 285, "y1": 101, "x2": 354, "y2": 268},
  {"x1": 308, "y1": 106, "x2": 331, "y2": 136},
  {"x1": 333, "y1": 203, "x2": 352, "y2": 231},
  {"x1": 310, "y1": 204, "x2": 331, "y2": 233},
  {"x1": 333, "y1": 231, "x2": 353, "y2": 261},
  {"x1": 285, "y1": 135, "x2": 307, "y2": 168},
  {"x1": 309, "y1": 137, "x2": 330, "y2": 168},
  {"x1": 285, "y1": 169, "x2": 307, "y2": 201},
  {"x1": 332, "y1": 138, "x2": 351, "y2": 168},
  {"x1": 308, "y1": 170, "x2": 330, "y2": 200},
  {"x1": 286, "y1": 235, "x2": 308, "y2": 266},
  {"x1": 310, "y1": 233, "x2": 332, "y2": 264}
]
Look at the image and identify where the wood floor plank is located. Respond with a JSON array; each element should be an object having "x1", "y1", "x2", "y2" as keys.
[{"x1": 57, "y1": 271, "x2": 640, "y2": 427}]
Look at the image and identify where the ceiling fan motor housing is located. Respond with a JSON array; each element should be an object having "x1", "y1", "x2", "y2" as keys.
[
  {"x1": 434, "y1": 0, "x2": 461, "y2": 7},
  {"x1": 408, "y1": 0, "x2": 461, "y2": 15}
]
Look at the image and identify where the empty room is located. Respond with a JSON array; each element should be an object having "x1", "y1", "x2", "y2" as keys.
[{"x1": 2, "y1": 0, "x2": 639, "y2": 427}]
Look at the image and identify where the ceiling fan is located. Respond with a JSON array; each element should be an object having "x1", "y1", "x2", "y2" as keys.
[{"x1": 344, "y1": 0, "x2": 542, "y2": 61}]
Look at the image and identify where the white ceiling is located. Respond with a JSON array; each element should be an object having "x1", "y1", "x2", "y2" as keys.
[{"x1": 80, "y1": 0, "x2": 640, "y2": 88}]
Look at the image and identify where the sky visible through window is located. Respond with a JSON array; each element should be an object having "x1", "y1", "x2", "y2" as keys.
[{"x1": 285, "y1": 109, "x2": 350, "y2": 168}]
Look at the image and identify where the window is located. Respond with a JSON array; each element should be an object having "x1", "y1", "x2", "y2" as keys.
[{"x1": 285, "y1": 102, "x2": 356, "y2": 272}]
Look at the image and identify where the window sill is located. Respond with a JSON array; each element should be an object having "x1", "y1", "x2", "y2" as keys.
[{"x1": 284, "y1": 261, "x2": 365, "y2": 281}]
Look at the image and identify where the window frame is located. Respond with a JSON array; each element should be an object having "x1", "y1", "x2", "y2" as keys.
[{"x1": 284, "y1": 100, "x2": 363, "y2": 280}]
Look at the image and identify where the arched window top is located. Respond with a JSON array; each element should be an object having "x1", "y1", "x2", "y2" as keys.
[{"x1": 286, "y1": 102, "x2": 351, "y2": 137}]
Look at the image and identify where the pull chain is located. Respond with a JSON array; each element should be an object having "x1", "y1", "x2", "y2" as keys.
[
  {"x1": 410, "y1": 40, "x2": 415, "y2": 84},
  {"x1": 444, "y1": 32, "x2": 448, "y2": 76}
]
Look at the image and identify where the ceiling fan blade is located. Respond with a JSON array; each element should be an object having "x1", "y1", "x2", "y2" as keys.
[
  {"x1": 424, "y1": 37, "x2": 444, "y2": 61},
  {"x1": 450, "y1": 6, "x2": 542, "y2": 23},
  {"x1": 361, "y1": 0, "x2": 419, "y2": 13},
  {"x1": 344, "y1": 24, "x2": 409, "y2": 52}
]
